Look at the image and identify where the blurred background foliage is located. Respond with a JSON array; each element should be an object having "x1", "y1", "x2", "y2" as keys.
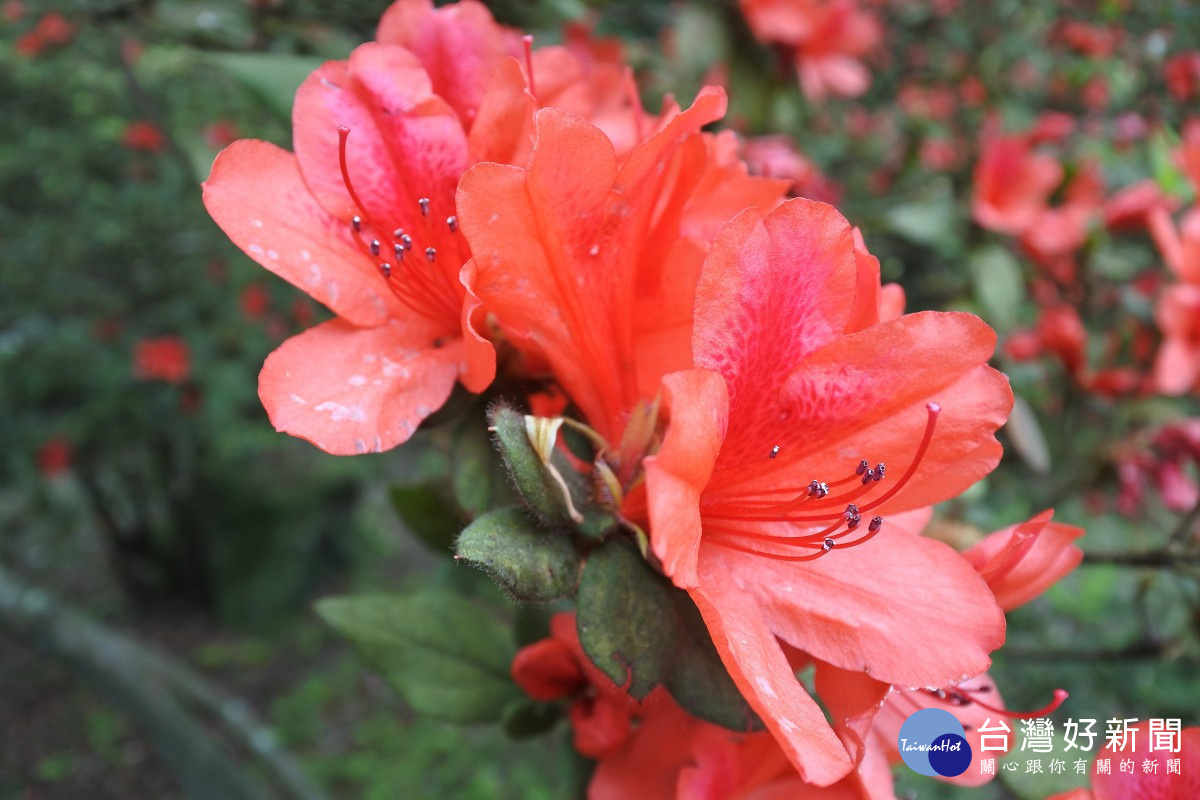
[{"x1": 2, "y1": 0, "x2": 1199, "y2": 798}]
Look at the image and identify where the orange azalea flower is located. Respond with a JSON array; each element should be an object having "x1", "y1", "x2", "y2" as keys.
[
  {"x1": 642, "y1": 199, "x2": 1013, "y2": 784},
  {"x1": 1047, "y1": 722, "x2": 1200, "y2": 800},
  {"x1": 456, "y1": 86, "x2": 785, "y2": 477}
]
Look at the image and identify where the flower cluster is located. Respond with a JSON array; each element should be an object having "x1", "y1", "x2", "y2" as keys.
[{"x1": 202, "y1": 0, "x2": 1118, "y2": 795}]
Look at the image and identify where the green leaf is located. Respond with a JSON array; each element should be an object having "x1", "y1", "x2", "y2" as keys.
[
  {"x1": 968, "y1": 245, "x2": 1025, "y2": 332},
  {"x1": 575, "y1": 541, "x2": 761, "y2": 730},
  {"x1": 316, "y1": 591, "x2": 521, "y2": 723},
  {"x1": 208, "y1": 53, "x2": 326, "y2": 120},
  {"x1": 451, "y1": 416, "x2": 499, "y2": 517},
  {"x1": 456, "y1": 506, "x2": 581, "y2": 602},
  {"x1": 388, "y1": 485, "x2": 462, "y2": 556}
]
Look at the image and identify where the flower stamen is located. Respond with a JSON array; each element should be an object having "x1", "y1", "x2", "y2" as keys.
[{"x1": 701, "y1": 403, "x2": 941, "y2": 563}]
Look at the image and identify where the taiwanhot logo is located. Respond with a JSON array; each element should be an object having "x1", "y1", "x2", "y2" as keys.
[{"x1": 897, "y1": 708, "x2": 972, "y2": 778}]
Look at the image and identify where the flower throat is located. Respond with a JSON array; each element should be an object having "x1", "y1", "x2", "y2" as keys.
[
  {"x1": 701, "y1": 403, "x2": 943, "y2": 562},
  {"x1": 336, "y1": 126, "x2": 462, "y2": 321}
]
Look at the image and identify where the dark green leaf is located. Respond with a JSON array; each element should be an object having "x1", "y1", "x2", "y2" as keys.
[
  {"x1": 455, "y1": 506, "x2": 580, "y2": 603},
  {"x1": 575, "y1": 541, "x2": 762, "y2": 730},
  {"x1": 316, "y1": 591, "x2": 520, "y2": 723},
  {"x1": 501, "y1": 699, "x2": 563, "y2": 739},
  {"x1": 388, "y1": 485, "x2": 462, "y2": 556}
]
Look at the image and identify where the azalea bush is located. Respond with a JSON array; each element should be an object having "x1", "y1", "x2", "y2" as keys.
[{"x1": 4, "y1": 0, "x2": 1200, "y2": 799}]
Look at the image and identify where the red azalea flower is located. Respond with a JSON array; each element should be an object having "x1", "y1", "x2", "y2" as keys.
[
  {"x1": 739, "y1": 0, "x2": 881, "y2": 101},
  {"x1": 134, "y1": 337, "x2": 190, "y2": 384},
  {"x1": 239, "y1": 282, "x2": 270, "y2": 320},
  {"x1": 743, "y1": 134, "x2": 841, "y2": 204},
  {"x1": 122, "y1": 120, "x2": 166, "y2": 153},
  {"x1": 641, "y1": 199, "x2": 1012, "y2": 784},
  {"x1": 1104, "y1": 180, "x2": 1179, "y2": 233},
  {"x1": 203, "y1": 119, "x2": 240, "y2": 150},
  {"x1": 376, "y1": 0, "x2": 655, "y2": 160},
  {"x1": 15, "y1": 11, "x2": 74, "y2": 57},
  {"x1": 1148, "y1": 206, "x2": 1200, "y2": 285},
  {"x1": 1053, "y1": 20, "x2": 1121, "y2": 57},
  {"x1": 1165, "y1": 52, "x2": 1200, "y2": 102},
  {"x1": 1046, "y1": 722, "x2": 1200, "y2": 800},
  {"x1": 1154, "y1": 283, "x2": 1200, "y2": 395},
  {"x1": 37, "y1": 437, "x2": 72, "y2": 479},
  {"x1": 1030, "y1": 111, "x2": 1076, "y2": 145},
  {"x1": 516, "y1": 613, "x2": 840, "y2": 800},
  {"x1": 1018, "y1": 160, "x2": 1104, "y2": 279},
  {"x1": 972, "y1": 135, "x2": 1063, "y2": 236},
  {"x1": 204, "y1": 41, "x2": 495, "y2": 454}
]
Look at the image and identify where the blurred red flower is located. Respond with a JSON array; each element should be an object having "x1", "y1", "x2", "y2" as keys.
[
  {"x1": 134, "y1": 337, "x2": 190, "y2": 384},
  {"x1": 739, "y1": 0, "x2": 882, "y2": 101},
  {"x1": 1153, "y1": 283, "x2": 1200, "y2": 396},
  {"x1": 239, "y1": 282, "x2": 270, "y2": 320},
  {"x1": 37, "y1": 437, "x2": 72, "y2": 479},
  {"x1": 14, "y1": 11, "x2": 74, "y2": 57},
  {"x1": 972, "y1": 135, "x2": 1062, "y2": 236},
  {"x1": 122, "y1": 120, "x2": 166, "y2": 153},
  {"x1": 203, "y1": 120, "x2": 240, "y2": 150},
  {"x1": 1165, "y1": 52, "x2": 1200, "y2": 102}
]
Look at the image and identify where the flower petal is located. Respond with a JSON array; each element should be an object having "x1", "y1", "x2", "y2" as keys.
[
  {"x1": 376, "y1": 0, "x2": 517, "y2": 126},
  {"x1": 702, "y1": 527, "x2": 1005, "y2": 689},
  {"x1": 259, "y1": 317, "x2": 461, "y2": 454},
  {"x1": 292, "y1": 43, "x2": 472, "y2": 285},
  {"x1": 813, "y1": 659, "x2": 890, "y2": 765},
  {"x1": 690, "y1": 555, "x2": 855, "y2": 787},
  {"x1": 202, "y1": 139, "x2": 398, "y2": 326},
  {"x1": 693, "y1": 199, "x2": 858, "y2": 469},
  {"x1": 644, "y1": 369, "x2": 729, "y2": 588},
  {"x1": 468, "y1": 56, "x2": 536, "y2": 165},
  {"x1": 459, "y1": 94, "x2": 726, "y2": 443},
  {"x1": 739, "y1": 311, "x2": 1012, "y2": 513},
  {"x1": 457, "y1": 258, "x2": 497, "y2": 393},
  {"x1": 963, "y1": 510, "x2": 1084, "y2": 611}
]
